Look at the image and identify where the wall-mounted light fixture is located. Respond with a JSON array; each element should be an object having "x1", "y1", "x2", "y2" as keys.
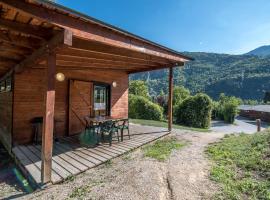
[
  {"x1": 55, "y1": 72, "x2": 65, "y2": 82},
  {"x1": 112, "y1": 81, "x2": 117, "y2": 88}
]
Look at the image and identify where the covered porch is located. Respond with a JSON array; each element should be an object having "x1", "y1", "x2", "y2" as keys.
[
  {"x1": 0, "y1": 0, "x2": 191, "y2": 186},
  {"x1": 12, "y1": 125, "x2": 169, "y2": 186}
]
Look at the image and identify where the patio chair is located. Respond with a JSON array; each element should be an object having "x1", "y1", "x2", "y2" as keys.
[
  {"x1": 116, "y1": 119, "x2": 130, "y2": 141},
  {"x1": 79, "y1": 125, "x2": 100, "y2": 147},
  {"x1": 100, "y1": 120, "x2": 119, "y2": 146}
]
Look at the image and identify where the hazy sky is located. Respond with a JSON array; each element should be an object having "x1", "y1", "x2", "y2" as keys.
[{"x1": 56, "y1": 0, "x2": 270, "y2": 54}]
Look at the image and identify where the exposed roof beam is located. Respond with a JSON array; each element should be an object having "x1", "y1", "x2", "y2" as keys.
[
  {"x1": 71, "y1": 38, "x2": 173, "y2": 65},
  {"x1": 56, "y1": 54, "x2": 158, "y2": 67},
  {"x1": 60, "y1": 48, "x2": 164, "y2": 66},
  {"x1": 54, "y1": 60, "x2": 152, "y2": 70},
  {"x1": 0, "y1": 41, "x2": 32, "y2": 55},
  {"x1": 0, "y1": 51, "x2": 25, "y2": 61},
  {"x1": 0, "y1": 18, "x2": 54, "y2": 40},
  {"x1": 128, "y1": 64, "x2": 184, "y2": 74},
  {"x1": 0, "y1": 29, "x2": 72, "y2": 81},
  {"x1": 31, "y1": 64, "x2": 133, "y2": 72},
  {"x1": 0, "y1": 31, "x2": 43, "y2": 49},
  {"x1": 1, "y1": 0, "x2": 190, "y2": 63}
]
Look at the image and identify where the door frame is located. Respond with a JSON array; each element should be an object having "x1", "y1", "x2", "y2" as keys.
[{"x1": 67, "y1": 78, "x2": 111, "y2": 135}]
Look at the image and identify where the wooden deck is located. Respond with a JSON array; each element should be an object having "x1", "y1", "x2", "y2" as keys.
[{"x1": 12, "y1": 126, "x2": 169, "y2": 186}]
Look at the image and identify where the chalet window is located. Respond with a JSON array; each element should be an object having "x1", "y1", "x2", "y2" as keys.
[
  {"x1": 6, "y1": 78, "x2": 11, "y2": 92},
  {"x1": 93, "y1": 84, "x2": 110, "y2": 116},
  {"x1": 0, "y1": 77, "x2": 12, "y2": 93},
  {"x1": 0, "y1": 81, "x2": 5, "y2": 92}
]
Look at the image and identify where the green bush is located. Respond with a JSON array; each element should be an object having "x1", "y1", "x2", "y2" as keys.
[
  {"x1": 211, "y1": 101, "x2": 220, "y2": 120},
  {"x1": 174, "y1": 93, "x2": 212, "y2": 128},
  {"x1": 217, "y1": 94, "x2": 241, "y2": 123},
  {"x1": 129, "y1": 94, "x2": 163, "y2": 121}
]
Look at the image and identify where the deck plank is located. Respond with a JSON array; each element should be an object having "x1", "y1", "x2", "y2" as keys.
[
  {"x1": 12, "y1": 146, "x2": 42, "y2": 184},
  {"x1": 18, "y1": 145, "x2": 62, "y2": 183},
  {"x1": 56, "y1": 142, "x2": 102, "y2": 165},
  {"x1": 12, "y1": 131, "x2": 169, "y2": 186},
  {"x1": 29, "y1": 145, "x2": 71, "y2": 182}
]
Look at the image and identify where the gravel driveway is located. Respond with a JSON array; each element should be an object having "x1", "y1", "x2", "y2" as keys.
[{"x1": 17, "y1": 126, "x2": 225, "y2": 200}]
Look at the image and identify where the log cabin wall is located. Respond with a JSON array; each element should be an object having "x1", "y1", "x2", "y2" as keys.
[
  {"x1": 0, "y1": 89, "x2": 13, "y2": 151},
  {"x1": 12, "y1": 68, "x2": 128, "y2": 145}
]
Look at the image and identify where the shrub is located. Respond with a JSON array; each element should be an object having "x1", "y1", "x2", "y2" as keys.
[
  {"x1": 129, "y1": 94, "x2": 163, "y2": 121},
  {"x1": 211, "y1": 101, "x2": 220, "y2": 120},
  {"x1": 222, "y1": 100, "x2": 239, "y2": 123},
  {"x1": 174, "y1": 93, "x2": 212, "y2": 128},
  {"x1": 218, "y1": 94, "x2": 241, "y2": 123}
]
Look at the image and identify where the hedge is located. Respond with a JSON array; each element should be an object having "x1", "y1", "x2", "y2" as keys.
[
  {"x1": 129, "y1": 94, "x2": 163, "y2": 121},
  {"x1": 174, "y1": 93, "x2": 212, "y2": 128}
]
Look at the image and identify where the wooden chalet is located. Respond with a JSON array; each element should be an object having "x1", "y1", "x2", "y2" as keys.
[{"x1": 0, "y1": 0, "x2": 192, "y2": 186}]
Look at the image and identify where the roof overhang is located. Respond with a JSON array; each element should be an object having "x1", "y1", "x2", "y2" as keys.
[{"x1": 0, "y1": 0, "x2": 192, "y2": 81}]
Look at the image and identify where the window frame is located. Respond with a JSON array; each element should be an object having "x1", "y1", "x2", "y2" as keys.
[{"x1": 92, "y1": 82, "x2": 111, "y2": 117}]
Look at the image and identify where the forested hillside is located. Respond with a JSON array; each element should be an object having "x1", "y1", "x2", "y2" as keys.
[{"x1": 130, "y1": 52, "x2": 270, "y2": 100}]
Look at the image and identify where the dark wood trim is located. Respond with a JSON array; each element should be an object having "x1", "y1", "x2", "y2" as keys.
[
  {"x1": 168, "y1": 67, "x2": 173, "y2": 131},
  {"x1": 11, "y1": 73, "x2": 14, "y2": 149},
  {"x1": 41, "y1": 52, "x2": 56, "y2": 184}
]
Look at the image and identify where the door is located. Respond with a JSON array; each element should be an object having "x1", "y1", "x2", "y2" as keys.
[{"x1": 69, "y1": 80, "x2": 93, "y2": 135}]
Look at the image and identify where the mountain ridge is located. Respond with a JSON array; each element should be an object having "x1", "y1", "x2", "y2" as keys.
[
  {"x1": 130, "y1": 49, "x2": 270, "y2": 100},
  {"x1": 246, "y1": 45, "x2": 270, "y2": 57}
]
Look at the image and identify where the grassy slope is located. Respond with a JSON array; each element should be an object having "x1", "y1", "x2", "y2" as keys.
[
  {"x1": 207, "y1": 131, "x2": 270, "y2": 199},
  {"x1": 130, "y1": 119, "x2": 210, "y2": 132}
]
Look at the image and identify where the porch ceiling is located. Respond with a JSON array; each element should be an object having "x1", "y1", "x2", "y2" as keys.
[{"x1": 0, "y1": 0, "x2": 192, "y2": 81}]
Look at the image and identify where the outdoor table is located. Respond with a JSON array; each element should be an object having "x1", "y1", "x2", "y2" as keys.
[{"x1": 84, "y1": 116, "x2": 128, "y2": 141}]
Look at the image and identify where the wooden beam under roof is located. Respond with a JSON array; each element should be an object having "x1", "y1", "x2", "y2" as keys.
[
  {"x1": 71, "y1": 38, "x2": 173, "y2": 65},
  {"x1": 0, "y1": 29, "x2": 72, "y2": 82},
  {"x1": 31, "y1": 64, "x2": 134, "y2": 72},
  {"x1": 0, "y1": 18, "x2": 54, "y2": 39},
  {"x1": 0, "y1": 41, "x2": 32, "y2": 55},
  {"x1": 59, "y1": 48, "x2": 164, "y2": 66},
  {"x1": 54, "y1": 60, "x2": 158, "y2": 69},
  {"x1": 1, "y1": 0, "x2": 190, "y2": 63},
  {"x1": 128, "y1": 63, "x2": 184, "y2": 74},
  {"x1": 56, "y1": 54, "x2": 159, "y2": 67},
  {"x1": 33, "y1": 62, "x2": 150, "y2": 71},
  {"x1": 0, "y1": 31, "x2": 43, "y2": 49}
]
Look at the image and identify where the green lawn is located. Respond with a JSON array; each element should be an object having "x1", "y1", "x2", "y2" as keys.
[
  {"x1": 143, "y1": 137, "x2": 186, "y2": 161},
  {"x1": 207, "y1": 131, "x2": 270, "y2": 200},
  {"x1": 130, "y1": 119, "x2": 210, "y2": 132}
]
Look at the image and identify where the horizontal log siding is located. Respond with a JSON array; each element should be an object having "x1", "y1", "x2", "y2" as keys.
[
  {"x1": 13, "y1": 68, "x2": 128, "y2": 145},
  {"x1": 0, "y1": 91, "x2": 13, "y2": 151}
]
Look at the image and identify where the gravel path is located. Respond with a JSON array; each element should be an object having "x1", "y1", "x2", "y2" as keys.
[
  {"x1": 17, "y1": 127, "x2": 225, "y2": 200},
  {"x1": 168, "y1": 130, "x2": 224, "y2": 200}
]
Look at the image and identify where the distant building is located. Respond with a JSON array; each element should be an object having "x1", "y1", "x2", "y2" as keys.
[{"x1": 239, "y1": 105, "x2": 270, "y2": 122}]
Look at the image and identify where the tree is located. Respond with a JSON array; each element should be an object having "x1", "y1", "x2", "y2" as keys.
[
  {"x1": 129, "y1": 80, "x2": 150, "y2": 99},
  {"x1": 263, "y1": 91, "x2": 270, "y2": 103},
  {"x1": 173, "y1": 86, "x2": 190, "y2": 106}
]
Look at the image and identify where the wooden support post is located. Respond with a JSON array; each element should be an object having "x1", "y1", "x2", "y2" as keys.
[
  {"x1": 41, "y1": 52, "x2": 56, "y2": 184},
  {"x1": 168, "y1": 67, "x2": 173, "y2": 131},
  {"x1": 256, "y1": 119, "x2": 261, "y2": 132}
]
